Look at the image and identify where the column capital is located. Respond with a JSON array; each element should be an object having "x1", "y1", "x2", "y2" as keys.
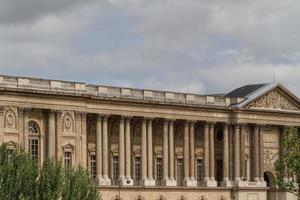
[
  {"x1": 145, "y1": 116, "x2": 155, "y2": 123},
  {"x1": 18, "y1": 107, "x2": 31, "y2": 114}
]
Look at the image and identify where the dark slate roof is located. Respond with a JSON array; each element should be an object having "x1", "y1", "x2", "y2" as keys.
[{"x1": 225, "y1": 83, "x2": 268, "y2": 98}]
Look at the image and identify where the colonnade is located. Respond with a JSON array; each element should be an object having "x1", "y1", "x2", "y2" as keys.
[{"x1": 92, "y1": 114, "x2": 266, "y2": 187}]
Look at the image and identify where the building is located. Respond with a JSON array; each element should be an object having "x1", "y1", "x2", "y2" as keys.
[{"x1": 0, "y1": 74, "x2": 299, "y2": 200}]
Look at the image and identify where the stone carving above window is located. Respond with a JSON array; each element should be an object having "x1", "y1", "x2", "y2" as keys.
[
  {"x1": 62, "y1": 112, "x2": 74, "y2": 133},
  {"x1": 5, "y1": 109, "x2": 17, "y2": 130},
  {"x1": 264, "y1": 148, "x2": 278, "y2": 169},
  {"x1": 247, "y1": 90, "x2": 298, "y2": 111}
]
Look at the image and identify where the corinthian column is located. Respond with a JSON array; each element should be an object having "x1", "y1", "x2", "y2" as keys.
[
  {"x1": 259, "y1": 125, "x2": 266, "y2": 186},
  {"x1": 48, "y1": 110, "x2": 56, "y2": 159},
  {"x1": 240, "y1": 124, "x2": 246, "y2": 181},
  {"x1": 203, "y1": 123, "x2": 210, "y2": 183},
  {"x1": 96, "y1": 115, "x2": 103, "y2": 183},
  {"x1": 101, "y1": 115, "x2": 111, "y2": 185},
  {"x1": 222, "y1": 123, "x2": 231, "y2": 187},
  {"x1": 253, "y1": 125, "x2": 259, "y2": 182},
  {"x1": 145, "y1": 117, "x2": 156, "y2": 186},
  {"x1": 184, "y1": 121, "x2": 190, "y2": 184},
  {"x1": 189, "y1": 121, "x2": 197, "y2": 186},
  {"x1": 169, "y1": 120, "x2": 175, "y2": 181},
  {"x1": 81, "y1": 112, "x2": 87, "y2": 168},
  {"x1": 209, "y1": 123, "x2": 215, "y2": 181},
  {"x1": 0, "y1": 107, "x2": 4, "y2": 145},
  {"x1": 119, "y1": 117, "x2": 125, "y2": 181},
  {"x1": 163, "y1": 119, "x2": 169, "y2": 182},
  {"x1": 125, "y1": 116, "x2": 133, "y2": 185},
  {"x1": 56, "y1": 111, "x2": 62, "y2": 160},
  {"x1": 234, "y1": 124, "x2": 241, "y2": 182},
  {"x1": 141, "y1": 118, "x2": 147, "y2": 182},
  {"x1": 147, "y1": 118, "x2": 154, "y2": 180}
]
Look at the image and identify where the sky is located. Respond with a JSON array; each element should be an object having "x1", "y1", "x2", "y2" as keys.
[{"x1": 0, "y1": 0, "x2": 300, "y2": 96}]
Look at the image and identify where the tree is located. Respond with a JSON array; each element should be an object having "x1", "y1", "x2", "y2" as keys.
[
  {"x1": 274, "y1": 127, "x2": 300, "y2": 199},
  {"x1": 0, "y1": 144, "x2": 100, "y2": 200}
]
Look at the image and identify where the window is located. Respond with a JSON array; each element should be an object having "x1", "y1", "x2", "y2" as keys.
[
  {"x1": 135, "y1": 157, "x2": 141, "y2": 181},
  {"x1": 177, "y1": 159, "x2": 184, "y2": 182},
  {"x1": 196, "y1": 159, "x2": 203, "y2": 182},
  {"x1": 113, "y1": 156, "x2": 119, "y2": 180},
  {"x1": 156, "y1": 158, "x2": 163, "y2": 181},
  {"x1": 90, "y1": 155, "x2": 96, "y2": 180},
  {"x1": 28, "y1": 121, "x2": 40, "y2": 160},
  {"x1": 64, "y1": 152, "x2": 72, "y2": 167}
]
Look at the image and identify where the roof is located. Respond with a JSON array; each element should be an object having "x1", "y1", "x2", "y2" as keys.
[{"x1": 225, "y1": 83, "x2": 268, "y2": 98}]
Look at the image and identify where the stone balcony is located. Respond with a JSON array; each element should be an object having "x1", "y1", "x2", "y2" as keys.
[{"x1": 0, "y1": 75, "x2": 234, "y2": 107}]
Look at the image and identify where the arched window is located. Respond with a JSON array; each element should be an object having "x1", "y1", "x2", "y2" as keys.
[{"x1": 28, "y1": 121, "x2": 40, "y2": 160}]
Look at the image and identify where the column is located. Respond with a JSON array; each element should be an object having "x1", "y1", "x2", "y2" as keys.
[
  {"x1": 81, "y1": 112, "x2": 87, "y2": 168},
  {"x1": 240, "y1": 124, "x2": 246, "y2": 181},
  {"x1": 222, "y1": 123, "x2": 231, "y2": 187},
  {"x1": 102, "y1": 115, "x2": 111, "y2": 185},
  {"x1": 203, "y1": 123, "x2": 210, "y2": 183},
  {"x1": 169, "y1": 120, "x2": 175, "y2": 181},
  {"x1": 75, "y1": 111, "x2": 82, "y2": 166},
  {"x1": 209, "y1": 123, "x2": 216, "y2": 181},
  {"x1": 17, "y1": 108, "x2": 24, "y2": 147},
  {"x1": 146, "y1": 118, "x2": 155, "y2": 186},
  {"x1": 141, "y1": 118, "x2": 147, "y2": 182},
  {"x1": 253, "y1": 125, "x2": 260, "y2": 182},
  {"x1": 234, "y1": 124, "x2": 241, "y2": 182},
  {"x1": 119, "y1": 117, "x2": 125, "y2": 181},
  {"x1": 24, "y1": 108, "x2": 30, "y2": 152},
  {"x1": 183, "y1": 121, "x2": 190, "y2": 186},
  {"x1": 189, "y1": 121, "x2": 197, "y2": 186},
  {"x1": 125, "y1": 116, "x2": 133, "y2": 185},
  {"x1": 0, "y1": 107, "x2": 3, "y2": 144},
  {"x1": 163, "y1": 119, "x2": 169, "y2": 182},
  {"x1": 147, "y1": 118, "x2": 153, "y2": 180},
  {"x1": 56, "y1": 110, "x2": 62, "y2": 159},
  {"x1": 96, "y1": 115, "x2": 103, "y2": 183},
  {"x1": 48, "y1": 110, "x2": 56, "y2": 158},
  {"x1": 259, "y1": 125, "x2": 266, "y2": 185}
]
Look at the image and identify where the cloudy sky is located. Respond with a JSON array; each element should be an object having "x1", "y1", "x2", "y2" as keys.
[{"x1": 0, "y1": 0, "x2": 300, "y2": 95}]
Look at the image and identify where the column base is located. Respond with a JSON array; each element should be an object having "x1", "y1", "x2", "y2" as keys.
[
  {"x1": 161, "y1": 178, "x2": 177, "y2": 186},
  {"x1": 142, "y1": 178, "x2": 156, "y2": 186},
  {"x1": 221, "y1": 179, "x2": 232, "y2": 187},
  {"x1": 183, "y1": 178, "x2": 197, "y2": 187},
  {"x1": 122, "y1": 177, "x2": 134, "y2": 186},
  {"x1": 234, "y1": 180, "x2": 249, "y2": 187},
  {"x1": 202, "y1": 178, "x2": 217, "y2": 187},
  {"x1": 99, "y1": 177, "x2": 111, "y2": 186}
]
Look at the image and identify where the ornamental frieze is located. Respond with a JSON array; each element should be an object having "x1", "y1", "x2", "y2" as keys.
[{"x1": 247, "y1": 90, "x2": 298, "y2": 111}]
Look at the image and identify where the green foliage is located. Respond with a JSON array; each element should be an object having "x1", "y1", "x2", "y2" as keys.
[
  {"x1": 0, "y1": 145, "x2": 100, "y2": 200},
  {"x1": 274, "y1": 127, "x2": 300, "y2": 197}
]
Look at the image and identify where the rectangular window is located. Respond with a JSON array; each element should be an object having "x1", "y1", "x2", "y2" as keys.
[
  {"x1": 135, "y1": 157, "x2": 141, "y2": 181},
  {"x1": 156, "y1": 158, "x2": 163, "y2": 181},
  {"x1": 29, "y1": 138, "x2": 39, "y2": 160},
  {"x1": 64, "y1": 152, "x2": 72, "y2": 168},
  {"x1": 177, "y1": 159, "x2": 184, "y2": 182},
  {"x1": 113, "y1": 156, "x2": 119, "y2": 181},
  {"x1": 196, "y1": 159, "x2": 203, "y2": 182},
  {"x1": 90, "y1": 155, "x2": 96, "y2": 180}
]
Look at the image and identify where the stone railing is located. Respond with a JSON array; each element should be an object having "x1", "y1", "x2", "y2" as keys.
[{"x1": 0, "y1": 75, "x2": 232, "y2": 107}]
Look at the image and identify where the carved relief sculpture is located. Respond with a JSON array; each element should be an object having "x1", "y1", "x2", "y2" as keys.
[
  {"x1": 264, "y1": 148, "x2": 278, "y2": 169},
  {"x1": 247, "y1": 90, "x2": 298, "y2": 111}
]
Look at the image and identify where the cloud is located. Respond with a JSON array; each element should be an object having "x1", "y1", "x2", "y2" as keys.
[{"x1": 0, "y1": 0, "x2": 299, "y2": 96}]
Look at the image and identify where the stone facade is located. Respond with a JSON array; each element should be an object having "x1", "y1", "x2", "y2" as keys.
[{"x1": 0, "y1": 75, "x2": 299, "y2": 200}]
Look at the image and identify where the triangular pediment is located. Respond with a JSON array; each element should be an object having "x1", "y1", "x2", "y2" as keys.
[{"x1": 244, "y1": 85, "x2": 300, "y2": 111}]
